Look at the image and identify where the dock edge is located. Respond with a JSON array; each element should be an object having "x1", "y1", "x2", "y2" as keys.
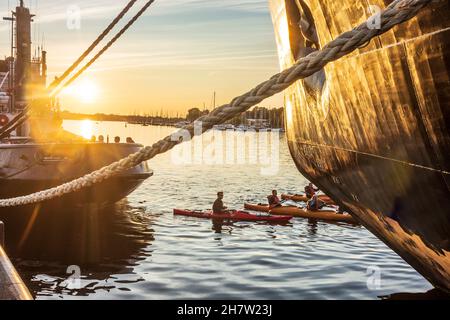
[{"x1": 0, "y1": 244, "x2": 32, "y2": 300}]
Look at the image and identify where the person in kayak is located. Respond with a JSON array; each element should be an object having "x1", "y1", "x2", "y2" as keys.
[
  {"x1": 307, "y1": 193, "x2": 326, "y2": 211},
  {"x1": 213, "y1": 192, "x2": 229, "y2": 214},
  {"x1": 304, "y1": 183, "x2": 318, "y2": 198},
  {"x1": 268, "y1": 190, "x2": 282, "y2": 209}
]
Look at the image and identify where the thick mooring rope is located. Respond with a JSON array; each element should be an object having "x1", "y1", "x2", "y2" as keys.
[{"x1": 0, "y1": 0, "x2": 432, "y2": 207}]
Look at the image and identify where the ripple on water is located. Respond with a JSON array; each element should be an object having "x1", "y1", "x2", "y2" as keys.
[{"x1": 12, "y1": 122, "x2": 434, "y2": 299}]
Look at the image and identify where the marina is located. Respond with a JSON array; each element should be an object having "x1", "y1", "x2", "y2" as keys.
[{"x1": 0, "y1": 0, "x2": 449, "y2": 302}]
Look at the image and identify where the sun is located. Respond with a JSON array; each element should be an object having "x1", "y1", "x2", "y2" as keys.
[
  {"x1": 62, "y1": 78, "x2": 99, "y2": 104},
  {"x1": 79, "y1": 119, "x2": 94, "y2": 140}
]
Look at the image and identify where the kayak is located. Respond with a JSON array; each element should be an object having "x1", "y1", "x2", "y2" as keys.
[
  {"x1": 173, "y1": 209, "x2": 292, "y2": 223},
  {"x1": 244, "y1": 204, "x2": 357, "y2": 224},
  {"x1": 281, "y1": 194, "x2": 309, "y2": 202},
  {"x1": 281, "y1": 194, "x2": 336, "y2": 205}
]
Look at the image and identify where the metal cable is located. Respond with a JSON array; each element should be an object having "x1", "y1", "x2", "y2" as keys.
[
  {"x1": 0, "y1": 114, "x2": 29, "y2": 140},
  {"x1": 0, "y1": 108, "x2": 28, "y2": 138},
  {"x1": 50, "y1": 0, "x2": 155, "y2": 97},
  {"x1": 47, "y1": 0, "x2": 139, "y2": 93}
]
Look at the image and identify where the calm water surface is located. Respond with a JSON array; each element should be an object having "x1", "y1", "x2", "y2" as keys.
[{"x1": 11, "y1": 120, "x2": 432, "y2": 299}]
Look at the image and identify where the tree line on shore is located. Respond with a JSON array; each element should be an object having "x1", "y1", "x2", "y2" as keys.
[
  {"x1": 60, "y1": 106, "x2": 285, "y2": 128},
  {"x1": 186, "y1": 106, "x2": 284, "y2": 128}
]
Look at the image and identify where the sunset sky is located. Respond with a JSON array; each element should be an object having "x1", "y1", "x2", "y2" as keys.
[{"x1": 0, "y1": 0, "x2": 284, "y2": 116}]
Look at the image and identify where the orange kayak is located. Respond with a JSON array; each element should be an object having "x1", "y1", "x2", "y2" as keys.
[
  {"x1": 281, "y1": 194, "x2": 309, "y2": 202},
  {"x1": 281, "y1": 194, "x2": 336, "y2": 205},
  {"x1": 244, "y1": 203, "x2": 358, "y2": 224}
]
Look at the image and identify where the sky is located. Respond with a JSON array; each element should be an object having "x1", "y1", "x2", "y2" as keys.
[{"x1": 0, "y1": 0, "x2": 284, "y2": 116}]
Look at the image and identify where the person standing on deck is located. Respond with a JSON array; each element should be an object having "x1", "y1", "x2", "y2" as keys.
[{"x1": 213, "y1": 192, "x2": 229, "y2": 214}]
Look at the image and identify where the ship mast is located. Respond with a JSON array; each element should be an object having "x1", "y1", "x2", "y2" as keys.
[
  {"x1": 2, "y1": 1, "x2": 36, "y2": 113},
  {"x1": 3, "y1": 8, "x2": 15, "y2": 113},
  {"x1": 14, "y1": 0, "x2": 35, "y2": 111}
]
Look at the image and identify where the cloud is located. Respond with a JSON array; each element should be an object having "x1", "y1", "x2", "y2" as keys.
[
  {"x1": 1, "y1": 0, "x2": 269, "y2": 24},
  {"x1": 0, "y1": 0, "x2": 282, "y2": 112},
  {"x1": 157, "y1": 0, "x2": 268, "y2": 13}
]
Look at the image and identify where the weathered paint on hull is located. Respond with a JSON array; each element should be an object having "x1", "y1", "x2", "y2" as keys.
[{"x1": 269, "y1": 0, "x2": 450, "y2": 291}]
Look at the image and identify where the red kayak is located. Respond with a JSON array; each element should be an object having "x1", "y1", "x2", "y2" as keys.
[{"x1": 173, "y1": 209, "x2": 292, "y2": 223}]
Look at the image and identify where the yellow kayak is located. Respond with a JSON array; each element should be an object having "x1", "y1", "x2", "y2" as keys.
[
  {"x1": 281, "y1": 194, "x2": 309, "y2": 202},
  {"x1": 244, "y1": 203, "x2": 358, "y2": 224},
  {"x1": 281, "y1": 194, "x2": 336, "y2": 205}
]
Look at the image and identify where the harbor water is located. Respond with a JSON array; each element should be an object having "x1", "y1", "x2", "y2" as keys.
[{"x1": 10, "y1": 120, "x2": 432, "y2": 299}]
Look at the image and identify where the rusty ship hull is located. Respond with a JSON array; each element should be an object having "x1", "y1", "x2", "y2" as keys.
[
  {"x1": 269, "y1": 0, "x2": 450, "y2": 291},
  {"x1": 0, "y1": 142, "x2": 151, "y2": 209},
  {"x1": 0, "y1": 141, "x2": 152, "y2": 247}
]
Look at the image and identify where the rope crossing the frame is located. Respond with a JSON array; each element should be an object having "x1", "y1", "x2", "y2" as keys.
[
  {"x1": 0, "y1": 0, "x2": 434, "y2": 207},
  {"x1": 50, "y1": 0, "x2": 156, "y2": 97},
  {"x1": 47, "y1": 0, "x2": 139, "y2": 93}
]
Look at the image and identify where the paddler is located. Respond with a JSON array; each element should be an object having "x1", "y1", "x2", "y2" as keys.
[
  {"x1": 304, "y1": 183, "x2": 318, "y2": 198},
  {"x1": 213, "y1": 192, "x2": 229, "y2": 214},
  {"x1": 268, "y1": 190, "x2": 282, "y2": 209},
  {"x1": 304, "y1": 183, "x2": 335, "y2": 205},
  {"x1": 307, "y1": 193, "x2": 326, "y2": 211}
]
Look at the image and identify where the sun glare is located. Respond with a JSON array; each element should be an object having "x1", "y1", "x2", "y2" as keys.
[
  {"x1": 62, "y1": 78, "x2": 99, "y2": 104},
  {"x1": 80, "y1": 120, "x2": 94, "y2": 139}
]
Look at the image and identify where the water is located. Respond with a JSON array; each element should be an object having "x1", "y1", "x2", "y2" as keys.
[{"x1": 11, "y1": 120, "x2": 432, "y2": 299}]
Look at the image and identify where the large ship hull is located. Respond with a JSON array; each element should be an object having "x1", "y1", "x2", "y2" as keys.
[
  {"x1": 0, "y1": 143, "x2": 152, "y2": 263},
  {"x1": 269, "y1": 0, "x2": 450, "y2": 291},
  {"x1": 0, "y1": 143, "x2": 152, "y2": 209}
]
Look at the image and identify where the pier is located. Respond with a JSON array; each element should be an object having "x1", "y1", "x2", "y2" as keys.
[{"x1": 0, "y1": 221, "x2": 32, "y2": 300}]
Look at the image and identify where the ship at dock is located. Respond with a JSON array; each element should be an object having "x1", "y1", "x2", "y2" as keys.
[
  {"x1": 0, "y1": 1, "x2": 152, "y2": 211},
  {"x1": 269, "y1": 0, "x2": 450, "y2": 291}
]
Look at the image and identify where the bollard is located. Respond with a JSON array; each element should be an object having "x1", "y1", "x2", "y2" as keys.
[{"x1": 0, "y1": 221, "x2": 4, "y2": 247}]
